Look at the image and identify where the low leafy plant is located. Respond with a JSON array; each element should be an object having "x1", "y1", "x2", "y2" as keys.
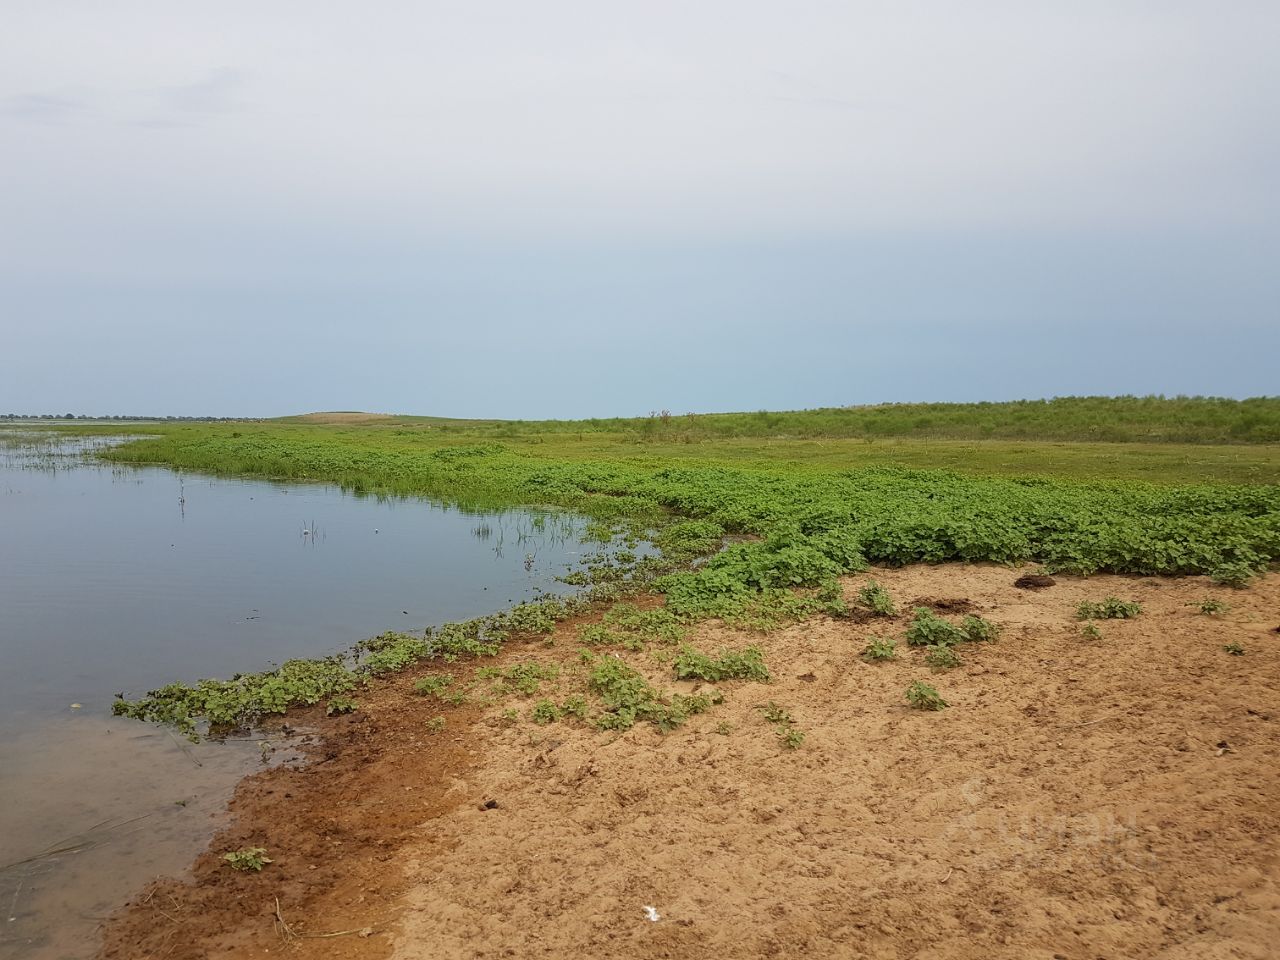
[
  {"x1": 906, "y1": 608, "x2": 966, "y2": 647},
  {"x1": 531, "y1": 699, "x2": 561, "y2": 724},
  {"x1": 672, "y1": 645, "x2": 770, "y2": 682},
  {"x1": 924, "y1": 644, "x2": 962, "y2": 669},
  {"x1": 760, "y1": 702, "x2": 793, "y2": 725},
  {"x1": 586, "y1": 653, "x2": 716, "y2": 732},
  {"x1": 1210, "y1": 561, "x2": 1258, "y2": 590},
  {"x1": 905, "y1": 681, "x2": 948, "y2": 711},
  {"x1": 862, "y1": 636, "x2": 897, "y2": 662},
  {"x1": 413, "y1": 673, "x2": 454, "y2": 697},
  {"x1": 561, "y1": 695, "x2": 589, "y2": 720},
  {"x1": 1079, "y1": 622, "x2": 1103, "y2": 641},
  {"x1": 223, "y1": 847, "x2": 271, "y2": 872},
  {"x1": 856, "y1": 580, "x2": 896, "y2": 616},
  {"x1": 778, "y1": 726, "x2": 805, "y2": 750},
  {"x1": 1076, "y1": 597, "x2": 1142, "y2": 620},
  {"x1": 1223, "y1": 641, "x2": 1246, "y2": 656},
  {"x1": 476, "y1": 661, "x2": 560, "y2": 696},
  {"x1": 425, "y1": 715, "x2": 446, "y2": 733},
  {"x1": 325, "y1": 696, "x2": 356, "y2": 716},
  {"x1": 961, "y1": 615, "x2": 1001, "y2": 642},
  {"x1": 1190, "y1": 598, "x2": 1230, "y2": 615},
  {"x1": 758, "y1": 702, "x2": 803, "y2": 748}
]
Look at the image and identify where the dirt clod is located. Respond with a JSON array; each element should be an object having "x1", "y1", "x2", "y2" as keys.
[{"x1": 1014, "y1": 574, "x2": 1057, "y2": 589}]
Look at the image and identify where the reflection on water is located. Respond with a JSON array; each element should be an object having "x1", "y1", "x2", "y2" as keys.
[{"x1": 0, "y1": 432, "x2": 615, "y2": 959}]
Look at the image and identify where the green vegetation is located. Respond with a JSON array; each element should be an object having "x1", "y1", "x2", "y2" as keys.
[
  {"x1": 855, "y1": 580, "x2": 896, "y2": 616},
  {"x1": 905, "y1": 608, "x2": 968, "y2": 647},
  {"x1": 85, "y1": 401, "x2": 1278, "y2": 739},
  {"x1": 1210, "y1": 560, "x2": 1258, "y2": 589},
  {"x1": 223, "y1": 848, "x2": 271, "y2": 872},
  {"x1": 905, "y1": 681, "x2": 948, "y2": 711},
  {"x1": 413, "y1": 673, "x2": 455, "y2": 698},
  {"x1": 1079, "y1": 622, "x2": 1103, "y2": 641},
  {"x1": 924, "y1": 644, "x2": 962, "y2": 670},
  {"x1": 961, "y1": 615, "x2": 1001, "y2": 643},
  {"x1": 1075, "y1": 598, "x2": 1143, "y2": 620},
  {"x1": 758, "y1": 702, "x2": 804, "y2": 748},
  {"x1": 1223, "y1": 641, "x2": 1246, "y2": 656},
  {"x1": 1189, "y1": 598, "x2": 1230, "y2": 615},
  {"x1": 531, "y1": 699, "x2": 561, "y2": 724},
  {"x1": 585, "y1": 653, "x2": 721, "y2": 732},
  {"x1": 476, "y1": 661, "x2": 560, "y2": 696},
  {"x1": 671, "y1": 645, "x2": 770, "y2": 682},
  {"x1": 862, "y1": 636, "x2": 898, "y2": 662},
  {"x1": 325, "y1": 696, "x2": 356, "y2": 716}
]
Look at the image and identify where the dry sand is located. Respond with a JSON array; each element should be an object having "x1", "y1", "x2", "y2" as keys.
[{"x1": 100, "y1": 565, "x2": 1280, "y2": 960}]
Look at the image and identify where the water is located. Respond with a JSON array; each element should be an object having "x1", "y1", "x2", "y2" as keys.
[{"x1": 0, "y1": 433, "x2": 609, "y2": 958}]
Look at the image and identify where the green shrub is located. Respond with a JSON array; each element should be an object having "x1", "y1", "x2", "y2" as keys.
[
  {"x1": 906, "y1": 608, "x2": 966, "y2": 647},
  {"x1": 961, "y1": 615, "x2": 1001, "y2": 642},
  {"x1": 924, "y1": 644, "x2": 962, "y2": 669},
  {"x1": 223, "y1": 848, "x2": 271, "y2": 872},
  {"x1": 856, "y1": 580, "x2": 896, "y2": 616},
  {"x1": 1210, "y1": 561, "x2": 1258, "y2": 589},
  {"x1": 672, "y1": 645, "x2": 770, "y2": 682},
  {"x1": 531, "y1": 699, "x2": 561, "y2": 724},
  {"x1": 862, "y1": 636, "x2": 897, "y2": 661},
  {"x1": 905, "y1": 681, "x2": 948, "y2": 711}
]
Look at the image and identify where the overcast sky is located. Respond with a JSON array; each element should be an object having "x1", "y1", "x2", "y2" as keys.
[{"x1": 2, "y1": 1, "x2": 1276, "y2": 417}]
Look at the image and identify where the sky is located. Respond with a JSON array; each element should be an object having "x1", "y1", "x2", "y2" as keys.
[{"x1": 2, "y1": 1, "x2": 1277, "y2": 418}]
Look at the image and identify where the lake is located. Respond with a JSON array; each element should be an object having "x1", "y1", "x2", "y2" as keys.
[{"x1": 0, "y1": 432, "x2": 611, "y2": 959}]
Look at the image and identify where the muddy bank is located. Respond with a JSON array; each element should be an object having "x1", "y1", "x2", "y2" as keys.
[{"x1": 100, "y1": 566, "x2": 1280, "y2": 959}]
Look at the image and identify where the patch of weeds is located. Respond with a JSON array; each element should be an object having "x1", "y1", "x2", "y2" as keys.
[
  {"x1": 476, "y1": 661, "x2": 560, "y2": 696},
  {"x1": 1189, "y1": 598, "x2": 1230, "y2": 615},
  {"x1": 905, "y1": 680, "x2": 948, "y2": 711},
  {"x1": 714, "y1": 720, "x2": 732, "y2": 735},
  {"x1": 531, "y1": 699, "x2": 561, "y2": 724},
  {"x1": 862, "y1": 636, "x2": 897, "y2": 662},
  {"x1": 499, "y1": 708, "x2": 520, "y2": 726},
  {"x1": 1079, "y1": 622, "x2": 1103, "y2": 641},
  {"x1": 778, "y1": 727, "x2": 805, "y2": 750},
  {"x1": 672, "y1": 645, "x2": 770, "y2": 682},
  {"x1": 1210, "y1": 561, "x2": 1258, "y2": 590},
  {"x1": 961, "y1": 615, "x2": 1001, "y2": 642},
  {"x1": 924, "y1": 644, "x2": 962, "y2": 670},
  {"x1": 586, "y1": 654, "x2": 716, "y2": 732},
  {"x1": 1223, "y1": 641, "x2": 1246, "y2": 656},
  {"x1": 425, "y1": 715, "x2": 446, "y2": 733},
  {"x1": 357, "y1": 632, "x2": 430, "y2": 674},
  {"x1": 1075, "y1": 597, "x2": 1142, "y2": 620},
  {"x1": 760, "y1": 702, "x2": 793, "y2": 725},
  {"x1": 758, "y1": 701, "x2": 803, "y2": 748},
  {"x1": 325, "y1": 696, "x2": 356, "y2": 716},
  {"x1": 413, "y1": 673, "x2": 454, "y2": 698},
  {"x1": 856, "y1": 580, "x2": 896, "y2": 616},
  {"x1": 905, "y1": 608, "x2": 966, "y2": 647},
  {"x1": 113, "y1": 656, "x2": 359, "y2": 740},
  {"x1": 223, "y1": 847, "x2": 271, "y2": 872},
  {"x1": 561, "y1": 695, "x2": 589, "y2": 721}
]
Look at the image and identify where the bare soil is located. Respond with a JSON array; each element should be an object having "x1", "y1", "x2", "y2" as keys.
[{"x1": 99, "y1": 566, "x2": 1280, "y2": 960}]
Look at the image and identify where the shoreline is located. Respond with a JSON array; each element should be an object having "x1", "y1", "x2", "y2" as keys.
[{"x1": 97, "y1": 564, "x2": 1280, "y2": 959}]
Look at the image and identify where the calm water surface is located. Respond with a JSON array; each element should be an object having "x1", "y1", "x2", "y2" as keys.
[{"x1": 0, "y1": 433, "x2": 612, "y2": 959}]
